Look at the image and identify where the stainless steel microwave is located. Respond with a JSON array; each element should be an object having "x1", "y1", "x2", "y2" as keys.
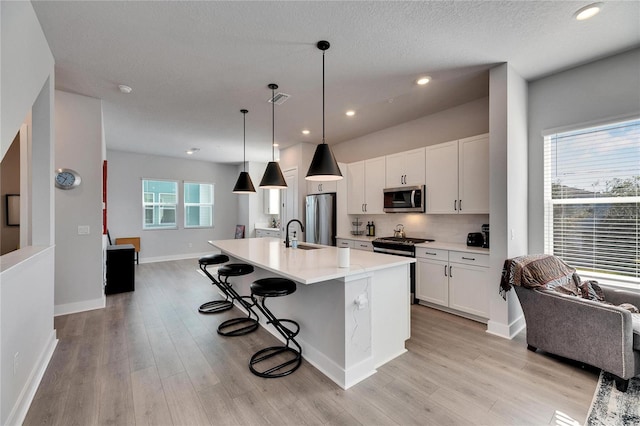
[{"x1": 383, "y1": 185, "x2": 425, "y2": 213}]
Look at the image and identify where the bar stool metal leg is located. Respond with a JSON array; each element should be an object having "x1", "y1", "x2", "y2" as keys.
[
  {"x1": 216, "y1": 263, "x2": 260, "y2": 337},
  {"x1": 248, "y1": 278, "x2": 302, "y2": 378},
  {"x1": 198, "y1": 255, "x2": 233, "y2": 314}
]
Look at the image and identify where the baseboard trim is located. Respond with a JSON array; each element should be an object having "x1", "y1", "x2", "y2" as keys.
[
  {"x1": 486, "y1": 314, "x2": 526, "y2": 339},
  {"x1": 54, "y1": 296, "x2": 105, "y2": 316},
  {"x1": 5, "y1": 330, "x2": 58, "y2": 426},
  {"x1": 140, "y1": 251, "x2": 214, "y2": 264}
]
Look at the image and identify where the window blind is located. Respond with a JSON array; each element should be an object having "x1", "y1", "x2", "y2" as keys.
[{"x1": 544, "y1": 118, "x2": 639, "y2": 283}]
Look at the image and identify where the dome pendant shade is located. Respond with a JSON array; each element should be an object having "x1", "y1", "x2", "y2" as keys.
[
  {"x1": 305, "y1": 40, "x2": 343, "y2": 182},
  {"x1": 233, "y1": 171, "x2": 256, "y2": 193},
  {"x1": 260, "y1": 83, "x2": 288, "y2": 189},
  {"x1": 306, "y1": 143, "x2": 342, "y2": 181},
  {"x1": 233, "y1": 109, "x2": 256, "y2": 194},
  {"x1": 259, "y1": 161, "x2": 287, "y2": 189}
]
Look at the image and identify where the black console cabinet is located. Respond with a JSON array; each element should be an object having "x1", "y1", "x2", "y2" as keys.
[{"x1": 106, "y1": 244, "x2": 135, "y2": 295}]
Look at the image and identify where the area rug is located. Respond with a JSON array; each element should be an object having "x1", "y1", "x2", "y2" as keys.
[{"x1": 585, "y1": 372, "x2": 640, "y2": 425}]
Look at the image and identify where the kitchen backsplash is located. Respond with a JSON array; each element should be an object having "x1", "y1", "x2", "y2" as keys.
[{"x1": 347, "y1": 213, "x2": 489, "y2": 244}]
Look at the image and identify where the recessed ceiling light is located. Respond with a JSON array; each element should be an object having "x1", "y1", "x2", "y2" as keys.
[
  {"x1": 574, "y1": 2, "x2": 602, "y2": 20},
  {"x1": 416, "y1": 76, "x2": 431, "y2": 85},
  {"x1": 186, "y1": 148, "x2": 199, "y2": 155},
  {"x1": 345, "y1": 110, "x2": 355, "y2": 117},
  {"x1": 118, "y1": 84, "x2": 132, "y2": 94},
  {"x1": 302, "y1": 129, "x2": 310, "y2": 135}
]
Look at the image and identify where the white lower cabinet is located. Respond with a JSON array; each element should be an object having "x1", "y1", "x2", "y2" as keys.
[
  {"x1": 416, "y1": 248, "x2": 489, "y2": 320},
  {"x1": 336, "y1": 238, "x2": 373, "y2": 251},
  {"x1": 256, "y1": 229, "x2": 281, "y2": 238}
]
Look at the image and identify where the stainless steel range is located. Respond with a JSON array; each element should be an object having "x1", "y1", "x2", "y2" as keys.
[{"x1": 372, "y1": 236, "x2": 434, "y2": 303}]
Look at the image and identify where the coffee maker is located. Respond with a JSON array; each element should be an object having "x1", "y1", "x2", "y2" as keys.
[{"x1": 481, "y1": 224, "x2": 490, "y2": 248}]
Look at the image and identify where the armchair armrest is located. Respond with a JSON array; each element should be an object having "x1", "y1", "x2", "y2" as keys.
[
  {"x1": 515, "y1": 287, "x2": 637, "y2": 379},
  {"x1": 600, "y1": 285, "x2": 640, "y2": 308}
]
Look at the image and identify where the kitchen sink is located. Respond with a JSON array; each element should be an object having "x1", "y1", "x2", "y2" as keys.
[{"x1": 295, "y1": 244, "x2": 322, "y2": 250}]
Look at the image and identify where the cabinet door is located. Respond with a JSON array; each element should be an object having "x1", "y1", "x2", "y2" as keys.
[
  {"x1": 448, "y1": 262, "x2": 489, "y2": 318},
  {"x1": 416, "y1": 258, "x2": 449, "y2": 306},
  {"x1": 364, "y1": 156, "x2": 386, "y2": 214},
  {"x1": 386, "y1": 148, "x2": 426, "y2": 187},
  {"x1": 307, "y1": 180, "x2": 337, "y2": 195},
  {"x1": 353, "y1": 240, "x2": 373, "y2": 251},
  {"x1": 347, "y1": 161, "x2": 366, "y2": 214},
  {"x1": 458, "y1": 134, "x2": 489, "y2": 214},
  {"x1": 336, "y1": 238, "x2": 354, "y2": 248},
  {"x1": 425, "y1": 141, "x2": 458, "y2": 213}
]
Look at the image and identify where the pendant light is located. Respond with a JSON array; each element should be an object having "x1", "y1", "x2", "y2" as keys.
[
  {"x1": 259, "y1": 83, "x2": 288, "y2": 189},
  {"x1": 233, "y1": 109, "x2": 256, "y2": 194},
  {"x1": 306, "y1": 40, "x2": 343, "y2": 181}
]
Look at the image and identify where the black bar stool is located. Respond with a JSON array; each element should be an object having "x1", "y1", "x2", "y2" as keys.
[
  {"x1": 249, "y1": 277, "x2": 302, "y2": 378},
  {"x1": 216, "y1": 263, "x2": 260, "y2": 336},
  {"x1": 198, "y1": 254, "x2": 233, "y2": 314}
]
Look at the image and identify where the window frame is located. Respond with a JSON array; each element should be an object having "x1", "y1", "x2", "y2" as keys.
[
  {"x1": 142, "y1": 179, "x2": 179, "y2": 230},
  {"x1": 543, "y1": 117, "x2": 640, "y2": 289},
  {"x1": 183, "y1": 181, "x2": 214, "y2": 229}
]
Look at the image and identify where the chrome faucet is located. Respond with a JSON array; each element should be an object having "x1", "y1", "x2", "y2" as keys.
[{"x1": 285, "y1": 219, "x2": 305, "y2": 248}]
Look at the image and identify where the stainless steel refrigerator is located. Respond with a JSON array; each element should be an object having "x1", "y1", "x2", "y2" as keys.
[{"x1": 305, "y1": 193, "x2": 336, "y2": 246}]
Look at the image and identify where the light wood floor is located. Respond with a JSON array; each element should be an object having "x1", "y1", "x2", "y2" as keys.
[{"x1": 24, "y1": 259, "x2": 598, "y2": 426}]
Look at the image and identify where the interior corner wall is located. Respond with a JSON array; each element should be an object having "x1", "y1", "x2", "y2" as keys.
[
  {"x1": 106, "y1": 150, "x2": 239, "y2": 261},
  {"x1": 54, "y1": 91, "x2": 105, "y2": 315},
  {"x1": 0, "y1": 2, "x2": 56, "y2": 425},
  {"x1": 528, "y1": 48, "x2": 640, "y2": 253}
]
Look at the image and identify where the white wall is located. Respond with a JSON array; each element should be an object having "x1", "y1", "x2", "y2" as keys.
[
  {"x1": 106, "y1": 150, "x2": 239, "y2": 261},
  {"x1": 236, "y1": 161, "x2": 275, "y2": 238},
  {"x1": 54, "y1": 90, "x2": 105, "y2": 315},
  {"x1": 0, "y1": 2, "x2": 57, "y2": 424},
  {"x1": 528, "y1": 48, "x2": 640, "y2": 253}
]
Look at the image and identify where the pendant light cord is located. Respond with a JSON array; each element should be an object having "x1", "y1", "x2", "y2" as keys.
[
  {"x1": 243, "y1": 111, "x2": 247, "y2": 172},
  {"x1": 322, "y1": 49, "x2": 326, "y2": 145},
  {"x1": 272, "y1": 86, "x2": 275, "y2": 161}
]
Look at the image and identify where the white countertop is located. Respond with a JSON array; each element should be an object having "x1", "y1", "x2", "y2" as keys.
[
  {"x1": 336, "y1": 234, "x2": 377, "y2": 242},
  {"x1": 208, "y1": 237, "x2": 414, "y2": 285},
  {"x1": 415, "y1": 241, "x2": 490, "y2": 254}
]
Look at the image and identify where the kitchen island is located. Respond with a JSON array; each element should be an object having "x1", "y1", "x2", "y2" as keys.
[{"x1": 208, "y1": 237, "x2": 414, "y2": 389}]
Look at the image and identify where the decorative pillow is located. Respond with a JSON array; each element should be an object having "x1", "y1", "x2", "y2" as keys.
[{"x1": 578, "y1": 280, "x2": 605, "y2": 302}]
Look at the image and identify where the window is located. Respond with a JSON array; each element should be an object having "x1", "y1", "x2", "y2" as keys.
[
  {"x1": 142, "y1": 180, "x2": 178, "y2": 229},
  {"x1": 544, "y1": 118, "x2": 639, "y2": 286},
  {"x1": 184, "y1": 182, "x2": 214, "y2": 228}
]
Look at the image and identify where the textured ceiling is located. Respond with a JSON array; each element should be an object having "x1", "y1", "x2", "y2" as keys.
[{"x1": 32, "y1": 1, "x2": 640, "y2": 164}]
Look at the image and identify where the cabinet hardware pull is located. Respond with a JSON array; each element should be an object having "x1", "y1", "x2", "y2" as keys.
[
  {"x1": 459, "y1": 199, "x2": 462, "y2": 211},
  {"x1": 454, "y1": 200, "x2": 457, "y2": 211},
  {"x1": 424, "y1": 252, "x2": 437, "y2": 256},
  {"x1": 444, "y1": 265, "x2": 447, "y2": 276},
  {"x1": 362, "y1": 204, "x2": 365, "y2": 212},
  {"x1": 462, "y1": 257, "x2": 475, "y2": 261},
  {"x1": 449, "y1": 266, "x2": 453, "y2": 277}
]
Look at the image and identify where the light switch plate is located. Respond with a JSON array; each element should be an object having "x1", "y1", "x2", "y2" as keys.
[{"x1": 78, "y1": 225, "x2": 90, "y2": 235}]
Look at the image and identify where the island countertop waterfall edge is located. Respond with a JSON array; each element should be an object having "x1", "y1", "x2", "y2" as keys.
[{"x1": 207, "y1": 238, "x2": 413, "y2": 389}]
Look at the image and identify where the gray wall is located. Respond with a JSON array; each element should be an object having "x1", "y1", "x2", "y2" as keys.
[
  {"x1": 528, "y1": 48, "x2": 640, "y2": 253},
  {"x1": 54, "y1": 90, "x2": 105, "y2": 315},
  {"x1": 106, "y1": 150, "x2": 239, "y2": 261}
]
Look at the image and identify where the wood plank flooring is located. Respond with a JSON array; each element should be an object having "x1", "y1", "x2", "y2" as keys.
[{"x1": 24, "y1": 259, "x2": 598, "y2": 425}]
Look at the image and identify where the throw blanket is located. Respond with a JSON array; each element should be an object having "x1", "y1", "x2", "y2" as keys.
[{"x1": 499, "y1": 254, "x2": 580, "y2": 300}]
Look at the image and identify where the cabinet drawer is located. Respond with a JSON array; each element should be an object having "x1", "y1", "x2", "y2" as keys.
[
  {"x1": 449, "y1": 251, "x2": 489, "y2": 267},
  {"x1": 354, "y1": 241, "x2": 373, "y2": 251},
  {"x1": 336, "y1": 239, "x2": 354, "y2": 248},
  {"x1": 415, "y1": 247, "x2": 448, "y2": 261}
]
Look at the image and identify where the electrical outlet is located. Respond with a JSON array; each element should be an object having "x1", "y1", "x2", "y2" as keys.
[
  {"x1": 13, "y1": 352, "x2": 19, "y2": 375},
  {"x1": 78, "y1": 225, "x2": 90, "y2": 235}
]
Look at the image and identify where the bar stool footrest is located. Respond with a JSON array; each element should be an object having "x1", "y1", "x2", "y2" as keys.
[
  {"x1": 275, "y1": 319, "x2": 300, "y2": 338},
  {"x1": 198, "y1": 300, "x2": 233, "y2": 314},
  {"x1": 249, "y1": 346, "x2": 302, "y2": 378},
  {"x1": 217, "y1": 317, "x2": 259, "y2": 336}
]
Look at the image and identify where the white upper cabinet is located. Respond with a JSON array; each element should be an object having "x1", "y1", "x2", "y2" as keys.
[
  {"x1": 263, "y1": 189, "x2": 280, "y2": 215},
  {"x1": 458, "y1": 134, "x2": 490, "y2": 214},
  {"x1": 425, "y1": 133, "x2": 489, "y2": 214},
  {"x1": 307, "y1": 180, "x2": 337, "y2": 195},
  {"x1": 425, "y1": 140, "x2": 459, "y2": 213},
  {"x1": 385, "y1": 147, "x2": 426, "y2": 187},
  {"x1": 347, "y1": 156, "x2": 386, "y2": 214}
]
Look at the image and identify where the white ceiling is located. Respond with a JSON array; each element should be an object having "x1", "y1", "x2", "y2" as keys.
[{"x1": 32, "y1": 1, "x2": 640, "y2": 164}]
